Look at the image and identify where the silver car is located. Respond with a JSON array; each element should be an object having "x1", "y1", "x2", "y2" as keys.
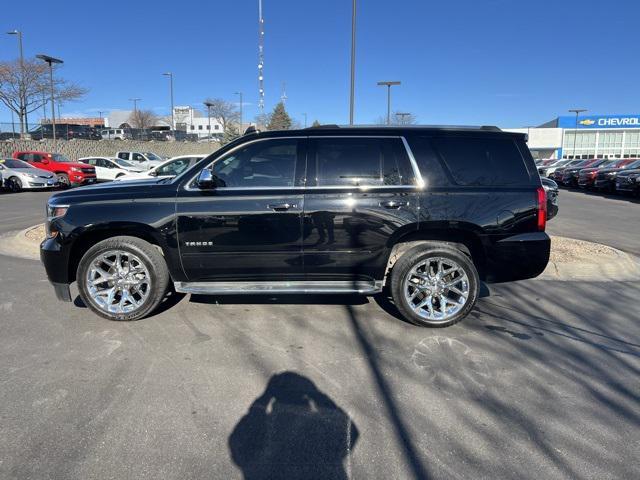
[{"x1": 0, "y1": 158, "x2": 57, "y2": 192}]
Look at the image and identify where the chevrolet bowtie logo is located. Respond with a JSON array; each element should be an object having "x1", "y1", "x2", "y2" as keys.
[{"x1": 578, "y1": 119, "x2": 595, "y2": 126}]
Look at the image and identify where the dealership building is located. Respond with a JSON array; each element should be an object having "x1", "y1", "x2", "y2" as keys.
[{"x1": 506, "y1": 114, "x2": 640, "y2": 160}]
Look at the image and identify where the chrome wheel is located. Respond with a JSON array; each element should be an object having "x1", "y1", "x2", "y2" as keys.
[
  {"x1": 403, "y1": 256, "x2": 470, "y2": 323},
  {"x1": 85, "y1": 250, "x2": 151, "y2": 314}
]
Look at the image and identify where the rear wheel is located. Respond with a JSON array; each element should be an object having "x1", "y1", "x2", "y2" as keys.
[
  {"x1": 390, "y1": 244, "x2": 479, "y2": 327},
  {"x1": 56, "y1": 173, "x2": 70, "y2": 189},
  {"x1": 77, "y1": 236, "x2": 170, "y2": 321},
  {"x1": 8, "y1": 177, "x2": 22, "y2": 192}
]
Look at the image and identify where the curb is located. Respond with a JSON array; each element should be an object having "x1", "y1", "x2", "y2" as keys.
[{"x1": 2, "y1": 224, "x2": 640, "y2": 282}]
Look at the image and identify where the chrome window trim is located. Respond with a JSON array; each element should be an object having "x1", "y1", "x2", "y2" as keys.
[
  {"x1": 400, "y1": 136, "x2": 426, "y2": 188},
  {"x1": 184, "y1": 134, "x2": 426, "y2": 192}
]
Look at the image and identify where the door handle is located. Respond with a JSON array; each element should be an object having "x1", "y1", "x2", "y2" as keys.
[
  {"x1": 267, "y1": 203, "x2": 295, "y2": 211},
  {"x1": 379, "y1": 200, "x2": 408, "y2": 209}
]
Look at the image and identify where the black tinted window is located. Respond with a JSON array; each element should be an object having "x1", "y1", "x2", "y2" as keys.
[
  {"x1": 406, "y1": 136, "x2": 449, "y2": 186},
  {"x1": 313, "y1": 138, "x2": 414, "y2": 186},
  {"x1": 212, "y1": 139, "x2": 298, "y2": 188},
  {"x1": 431, "y1": 136, "x2": 530, "y2": 186}
]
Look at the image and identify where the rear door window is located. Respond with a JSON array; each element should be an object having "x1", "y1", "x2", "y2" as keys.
[
  {"x1": 312, "y1": 137, "x2": 414, "y2": 187},
  {"x1": 430, "y1": 136, "x2": 530, "y2": 186}
]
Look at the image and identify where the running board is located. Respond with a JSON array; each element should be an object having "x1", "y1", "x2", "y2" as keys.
[{"x1": 174, "y1": 280, "x2": 383, "y2": 295}]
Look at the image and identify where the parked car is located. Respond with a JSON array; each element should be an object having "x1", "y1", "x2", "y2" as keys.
[
  {"x1": 116, "y1": 155, "x2": 205, "y2": 181},
  {"x1": 615, "y1": 168, "x2": 640, "y2": 195},
  {"x1": 30, "y1": 124, "x2": 95, "y2": 140},
  {"x1": 540, "y1": 176, "x2": 559, "y2": 220},
  {"x1": 0, "y1": 158, "x2": 57, "y2": 192},
  {"x1": 78, "y1": 157, "x2": 145, "y2": 182},
  {"x1": 560, "y1": 159, "x2": 608, "y2": 187},
  {"x1": 116, "y1": 151, "x2": 164, "y2": 170},
  {"x1": 100, "y1": 128, "x2": 131, "y2": 140},
  {"x1": 577, "y1": 159, "x2": 626, "y2": 189},
  {"x1": 594, "y1": 159, "x2": 640, "y2": 192},
  {"x1": 551, "y1": 160, "x2": 589, "y2": 183},
  {"x1": 538, "y1": 159, "x2": 580, "y2": 178},
  {"x1": 0, "y1": 132, "x2": 21, "y2": 141},
  {"x1": 12, "y1": 151, "x2": 96, "y2": 188},
  {"x1": 41, "y1": 125, "x2": 550, "y2": 327}
]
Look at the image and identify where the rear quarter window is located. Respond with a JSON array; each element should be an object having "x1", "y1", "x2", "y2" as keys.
[{"x1": 431, "y1": 136, "x2": 531, "y2": 186}]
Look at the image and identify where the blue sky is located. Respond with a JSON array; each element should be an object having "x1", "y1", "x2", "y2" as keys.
[{"x1": 1, "y1": 0, "x2": 639, "y2": 127}]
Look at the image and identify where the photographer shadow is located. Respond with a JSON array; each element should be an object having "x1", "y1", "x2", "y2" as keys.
[{"x1": 229, "y1": 371, "x2": 358, "y2": 480}]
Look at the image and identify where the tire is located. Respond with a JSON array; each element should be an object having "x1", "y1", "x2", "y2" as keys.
[
  {"x1": 8, "y1": 177, "x2": 22, "y2": 193},
  {"x1": 57, "y1": 173, "x2": 70, "y2": 189},
  {"x1": 77, "y1": 236, "x2": 170, "y2": 321},
  {"x1": 390, "y1": 244, "x2": 479, "y2": 327}
]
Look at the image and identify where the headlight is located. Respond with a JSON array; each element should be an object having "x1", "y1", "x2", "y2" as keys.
[
  {"x1": 70, "y1": 167, "x2": 81, "y2": 172},
  {"x1": 46, "y1": 204, "x2": 69, "y2": 219},
  {"x1": 607, "y1": 172, "x2": 616, "y2": 176},
  {"x1": 26, "y1": 173, "x2": 38, "y2": 178}
]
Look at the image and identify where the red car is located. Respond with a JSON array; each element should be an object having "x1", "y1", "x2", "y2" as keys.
[
  {"x1": 12, "y1": 151, "x2": 97, "y2": 188},
  {"x1": 577, "y1": 159, "x2": 631, "y2": 189}
]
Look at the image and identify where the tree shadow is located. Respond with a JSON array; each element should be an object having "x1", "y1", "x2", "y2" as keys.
[{"x1": 229, "y1": 371, "x2": 358, "y2": 480}]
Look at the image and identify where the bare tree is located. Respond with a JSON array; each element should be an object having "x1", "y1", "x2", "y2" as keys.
[
  {"x1": 202, "y1": 97, "x2": 239, "y2": 132},
  {"x1": 0, "y1": 58, "x2": 87, "y2": 134},
  {"x1": 128, "y1": 109, "x2": 157, "y2": 129}
]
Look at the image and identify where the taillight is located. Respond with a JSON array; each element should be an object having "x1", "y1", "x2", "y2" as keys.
[{"x1": 537, "y1": 186, "x2": 547, "y2": 231}]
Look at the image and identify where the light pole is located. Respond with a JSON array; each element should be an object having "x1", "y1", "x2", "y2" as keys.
[
  {"x1": 98, "y1": 111, "x2": 104, "y2": 127},
  {"x1": 235, "y1": 91, "x2": 243, "y2": 134},
  {"x1": 349, "y1": 0, "x2": 357, "y2": 125},
  {"x1": 569, "y1": 108, "x2": 587, "y2": 159},
  {"x1": 36, "y1": 54, "x2": 63, "y2": 148},
  {"x1": 163, "y1": 72, "x2": 174, "y2": 130},
  {"x1": 395, "y1": 112, "x2": 411, "y2": 124},
  {"x1": 129, "y1": 98, "x2": 141, "y2": 114},
  {"x1": 377, "y1": 81, "x2": 401, "y2": 125},
  {"x1": 7, "y1": 30, "x2": 26, "y2": 133},
  {"x1": 204, "y1": 101, "x2": 213, "y2": 140},
  {"x1": 303, "y1": 112, "x2": 307, "y2": 128}
]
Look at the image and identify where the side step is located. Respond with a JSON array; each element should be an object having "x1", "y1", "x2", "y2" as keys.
[{"x1": 174, "y1": 280, "x2": 383, "y2": 295}]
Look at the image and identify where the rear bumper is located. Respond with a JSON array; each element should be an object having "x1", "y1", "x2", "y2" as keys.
[{"x1": 483, "y1": 232, "x2": 550, "y2": 283}]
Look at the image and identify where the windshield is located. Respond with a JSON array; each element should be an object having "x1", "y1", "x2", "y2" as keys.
[
  {"x1": 1, "y1": 159, "x2": 33, "y2": 169},
  {"x1": 51, "y1": 154, "x2": 73, "y2": 162},
  {"x1": 114, "y1": 158, "x2": 136, "y2": 168},
  {"x1": 144, "y1": 152, "x2": 161, "y2": 161},
  {"x1": 625, "y1": 160, "x2": 640, "y2": 169}
]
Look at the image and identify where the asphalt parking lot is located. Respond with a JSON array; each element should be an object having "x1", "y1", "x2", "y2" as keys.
[{"x1": 1, "y1": 189, "x2": 639, "y2": 479}]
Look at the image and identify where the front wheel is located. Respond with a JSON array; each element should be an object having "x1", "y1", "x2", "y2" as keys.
[
  {"x1": 390, "y1": 244, "x2": 479, "y2": 327},
  {"x1": 77, "y1": 236, "x2": 170, "y2": 321},
  {"x1": 8, "y1": 177, "x2": 22, "y2": 192},
  {"x1": 56, "y1": 173, "x2": 70, "y2": 189}
]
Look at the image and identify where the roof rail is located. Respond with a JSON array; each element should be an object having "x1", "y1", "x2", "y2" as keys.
[{"x1": 306, "y1": 124, "x2": 340, "y2": 129}]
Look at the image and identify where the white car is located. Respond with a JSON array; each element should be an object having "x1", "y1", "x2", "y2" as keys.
[
  {"x1": 78, "y1": 157, "x2": 145, "y2": 182},
  {"x1": 116, "y1": 155, "x2": 205, "y2": 181},
  {"x1": 100, "y1": 128, "x2": 131, "y2": 140},
  {"x1": 115, "y1": 151, "x2": 165, "y2": 170},
  {"x1": 0, "y1": 158, "x2": 57, "y2": 192}
]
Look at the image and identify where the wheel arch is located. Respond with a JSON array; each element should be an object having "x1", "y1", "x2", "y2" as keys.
[
  {"x1": 67, "y1": 223, "x2": 168, "y2": 283},
  {"x1": 384, "y1": 225, "x2": 487, "y2": 281}
]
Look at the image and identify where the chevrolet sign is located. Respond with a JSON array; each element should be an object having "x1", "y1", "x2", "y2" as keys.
[{"x1": 559, "y1": 114, "x2": 640, "y2": 129}]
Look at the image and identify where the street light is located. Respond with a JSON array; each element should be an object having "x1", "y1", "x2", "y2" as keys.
[
  {"x1": 349, "y1": 0, "x2": 357, "y2": 125},
  {"x1": 235, "y1": 91, "x2": 243, "y2": 134},
  {"x1": 569, "y1": 108, "x2": 587, "y2": 159},
  {"x1": 36, "y1": 54, "x2": 63, "y2": 148},
  {"x1": 162, "y1": 72, "x2": 174, "y2": 131},
  {"x1": 377, "y1": 81, "x2": 401, "y2": 125},
  {"x1": 303, "y1": 112, "x2": 307, "y2": 128},
  {"x1": 129, "y1": 98, "x2": 141, "y2": 114},
  {"x1": 204, "y1": 101, "x2": 213, "y2": 140},
  {"x1": 7, "y1": 30, "x2": 26, "y2": 133},
  {"x1": 395, "y1": 112, "x2": 411, "y2": 124}
]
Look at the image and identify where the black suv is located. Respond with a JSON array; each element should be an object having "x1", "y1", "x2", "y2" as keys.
[{"x1": 41, "y1": 126, "x2": 550, "y2": 327}]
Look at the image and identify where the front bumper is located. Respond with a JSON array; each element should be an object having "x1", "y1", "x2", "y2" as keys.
[{"x1": 40, "y1": 237, "x2": 73, "y2": 302}]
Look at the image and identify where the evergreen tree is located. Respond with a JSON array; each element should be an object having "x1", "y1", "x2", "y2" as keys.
[
  {"x1": 311, "y1": 120, "x2": 321, "y2": 127},
  {"x1": 266, "y1": 102, "x2": 292, "y2": 130}
]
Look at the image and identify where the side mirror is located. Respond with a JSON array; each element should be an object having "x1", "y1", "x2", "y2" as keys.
[
  {"x1": 148, "y1": 170, "x2": 158, "y2": 177},
  {"x1": 196, "y1": 169, "x2": 215, "y2": 189}
]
